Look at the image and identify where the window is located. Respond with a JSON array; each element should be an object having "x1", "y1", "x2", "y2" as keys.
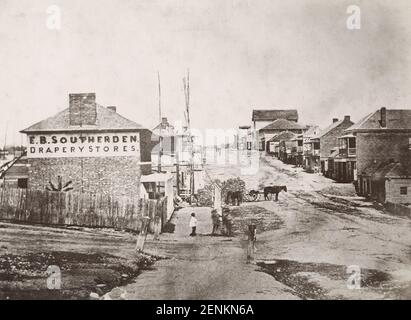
[
  {"x1": 17, "y1": 178, "x2": 28, "y2": 189},
  {"x1": 400, "y1": 187, "x2": 408, "y2": 195},
  {"x1": 349, "y1": 138, "x2": 356, "y2": 148}
]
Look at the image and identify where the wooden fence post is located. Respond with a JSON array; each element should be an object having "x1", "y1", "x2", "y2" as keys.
[
  {"x1": 153, "y1": 215, "x2": 161, "y2": 240},
  {"x1": 136, "y1": 216, "x2": 151, "y2": 252},
  {"x1": 246, "y1": 224, "x2": 257, "y2": 264}
]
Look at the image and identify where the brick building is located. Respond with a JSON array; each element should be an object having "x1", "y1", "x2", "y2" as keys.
[
  {"x1": 311, "y1": 116, "x2": 354, "y2": 176},
  {"x1": 346, "y1": 107, "x2": 411, "y2": 201},
  {"x1": 20, "y1": 93, "x2": 156, "y2": 198}
]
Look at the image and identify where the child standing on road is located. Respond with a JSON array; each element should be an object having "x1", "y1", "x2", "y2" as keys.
[{"x1": 189, "y1": 212, "x2": 197, "y2": 236}]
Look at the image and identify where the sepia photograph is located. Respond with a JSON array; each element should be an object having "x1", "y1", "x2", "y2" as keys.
[{"x1": 0, "y1": 0, "x2": 410, "y2": 306}]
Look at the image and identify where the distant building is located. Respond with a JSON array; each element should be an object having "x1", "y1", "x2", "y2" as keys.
[
  {"x1": 310, "y1": 116, "x2": 354, "y2": 176},
  {"x1": 302, "y1": 125, "x2": 321, "y2": 172},
  {"x1": 151, "y1": 117, "x2": 176, "y2": 170},
  {"x1": 237, "y1": 125, "x2": 252, "y2": 150},
  {"x1": 0, "y1": 153, "x2": 29, "y2": 189},
  {"x1": 20, "y1": 93, "x2": 156, "y2": 198},
  {"x1": 252, "y1": 109, "x2": 299, "y2": 131},
  {"x1": 347, "y1": 107, "x2": 411, "y2": 202},
  {"x1": 329, "y1": 133, "x2": 357, "y2": 182},
  {"x1": 258, "y1": 119, "x2": 306, "y2": 152},
  {"x1": 290, "y1": 134, "x2": 304, "y2": 167},
  {"x1": 277, "y1": 132, "x2": 298, "y2": 164},
  {"x1": 267, "y1": 131, "x2": 296, "y2": 158}
]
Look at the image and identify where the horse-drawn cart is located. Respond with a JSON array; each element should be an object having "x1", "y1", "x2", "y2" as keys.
[
  {"x1": 244, "y1": 185, "x2": 287, "y2": 202},
  {"x1": 244, "y1": 189, "x2": 272, "y2": 202}
]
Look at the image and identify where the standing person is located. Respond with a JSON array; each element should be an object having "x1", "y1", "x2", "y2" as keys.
[
  {"x1": 189, "y1": 212, "x2": 197, "y2": 236},
  {"x1": 211, "y1": 209, "x2": 220, "y2": 235},
  {"x1": 222, "y1": 207, "x2": 234, "y2": 237}
]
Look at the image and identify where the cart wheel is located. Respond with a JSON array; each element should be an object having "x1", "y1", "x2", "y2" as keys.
[{"x1": 249, "y1": 191, "x2": 259, "y2": 202}]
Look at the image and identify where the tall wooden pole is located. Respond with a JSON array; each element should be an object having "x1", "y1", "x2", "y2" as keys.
[
  {"x1": 183, "y1": 70, "x2": 195, "y2": 204},
  {"x1": 157, "y1": 72, "x2": 163, "y2": 174}
]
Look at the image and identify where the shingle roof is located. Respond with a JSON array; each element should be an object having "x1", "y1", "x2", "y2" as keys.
[
  {"x1": 252, "y1": 109, "x2": 298, "y2": 122},
  {"x1": 259, "y1": 119, "x2": 306, "y2": 131},
  {"x1": 347, "y1": 109, "x2": 411, "y2": 132},
  {"x1": 267, "y1": 131, "x2": 296, "y2": 142},
  {"x1": 21, "y1": 104, "x2": 147, "y2": 133}
]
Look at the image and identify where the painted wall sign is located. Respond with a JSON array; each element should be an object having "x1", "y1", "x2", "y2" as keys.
[{"x1": 27, "y1": 133, "x2": 140, "y2": 158}]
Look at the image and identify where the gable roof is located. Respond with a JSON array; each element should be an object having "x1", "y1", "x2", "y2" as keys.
[
  {"x1": 347, "y1": 109, "x2": 411, "y2": 132},
  {"x1": 302, "y1": 125, "x2": 321, "y2": 139},
  {"x1": 259, "y1": 119, "x2": 306, "y2": 131},
  {"x1": 366, "y1": 161, "x2": 411, "y2": 179},
  {"x1": 313, "y1": 118, "x2": 353, "y2": 139},
  {"x1": 252, "y1": 109, "x2": 298, "y2": 122},
  {"x1": 21, "y1": 104, "x2": 147, "y2": 133},
  {"x1": 267, "y1": 131, "x2": 296, "y2": 142}
]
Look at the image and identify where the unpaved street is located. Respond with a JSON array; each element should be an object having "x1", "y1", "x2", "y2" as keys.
[
  {"x1": 1, "y1": 154, "x2": 410, "y2": 300},
  {"x1": 122, "y1": 155, "x2": 411, "y2": 300}
]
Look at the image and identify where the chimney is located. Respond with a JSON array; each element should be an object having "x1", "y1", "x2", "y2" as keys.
[
  {"x1": 332, "y1": 118, "x2": 339, "y2": 123},
  {"x1": 380, "y1": 107, "x2": 387, "y2": 128},
  {"x1": 344, "y1": 115, "x2": 350, "y2": 122},
  {"x1": 69, "y1": 93, "x2": 97, "y2": 126},
  {"x1": 107, "y1": 106, "x2": 117, "y2": 113},
  {"x1": 161, "y1": 117, "x2": 168, "y2": 126}
]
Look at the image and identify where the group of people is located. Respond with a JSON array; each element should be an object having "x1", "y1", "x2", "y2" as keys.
[{"x1": 188, "y1": 207, "x2": 234, "y2": 237}]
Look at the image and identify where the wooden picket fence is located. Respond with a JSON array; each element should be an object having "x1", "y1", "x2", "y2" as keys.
[{"x1": 0, "y1": 188, "x2": 168, "y2": 233}]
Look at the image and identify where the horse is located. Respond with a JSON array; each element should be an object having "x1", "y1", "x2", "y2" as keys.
[
  {"x1": 263, "y1": 186, "x2": 287, "y2": 201},
  {"x1": 225, "y1": 191, "x2": 243, "y2": 206}
]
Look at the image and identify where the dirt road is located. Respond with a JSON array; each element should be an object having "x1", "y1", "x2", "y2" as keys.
[
  {"x1": 123, "y1": 207, "x2": 296, "y2": 299},
  {"x1": 122, "y1": 155, "x2": 411, "y2": 300}
]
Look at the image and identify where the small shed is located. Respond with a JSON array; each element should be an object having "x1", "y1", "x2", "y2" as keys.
[{"x1": 141, "y1": 172, "x2": 174, "y2": 220}]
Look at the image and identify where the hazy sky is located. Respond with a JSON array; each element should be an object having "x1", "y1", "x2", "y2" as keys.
[{"x1": 1, "y1": 0, "x2": 411, "y2": 146}]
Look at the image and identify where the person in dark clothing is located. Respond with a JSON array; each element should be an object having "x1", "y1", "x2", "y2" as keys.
[
  {"x1": 211, "y1": 209, "x2": 220, "y2": 235},
  {"x1": 222, "y1": 207, "x2": 234, "y2": 237}
]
